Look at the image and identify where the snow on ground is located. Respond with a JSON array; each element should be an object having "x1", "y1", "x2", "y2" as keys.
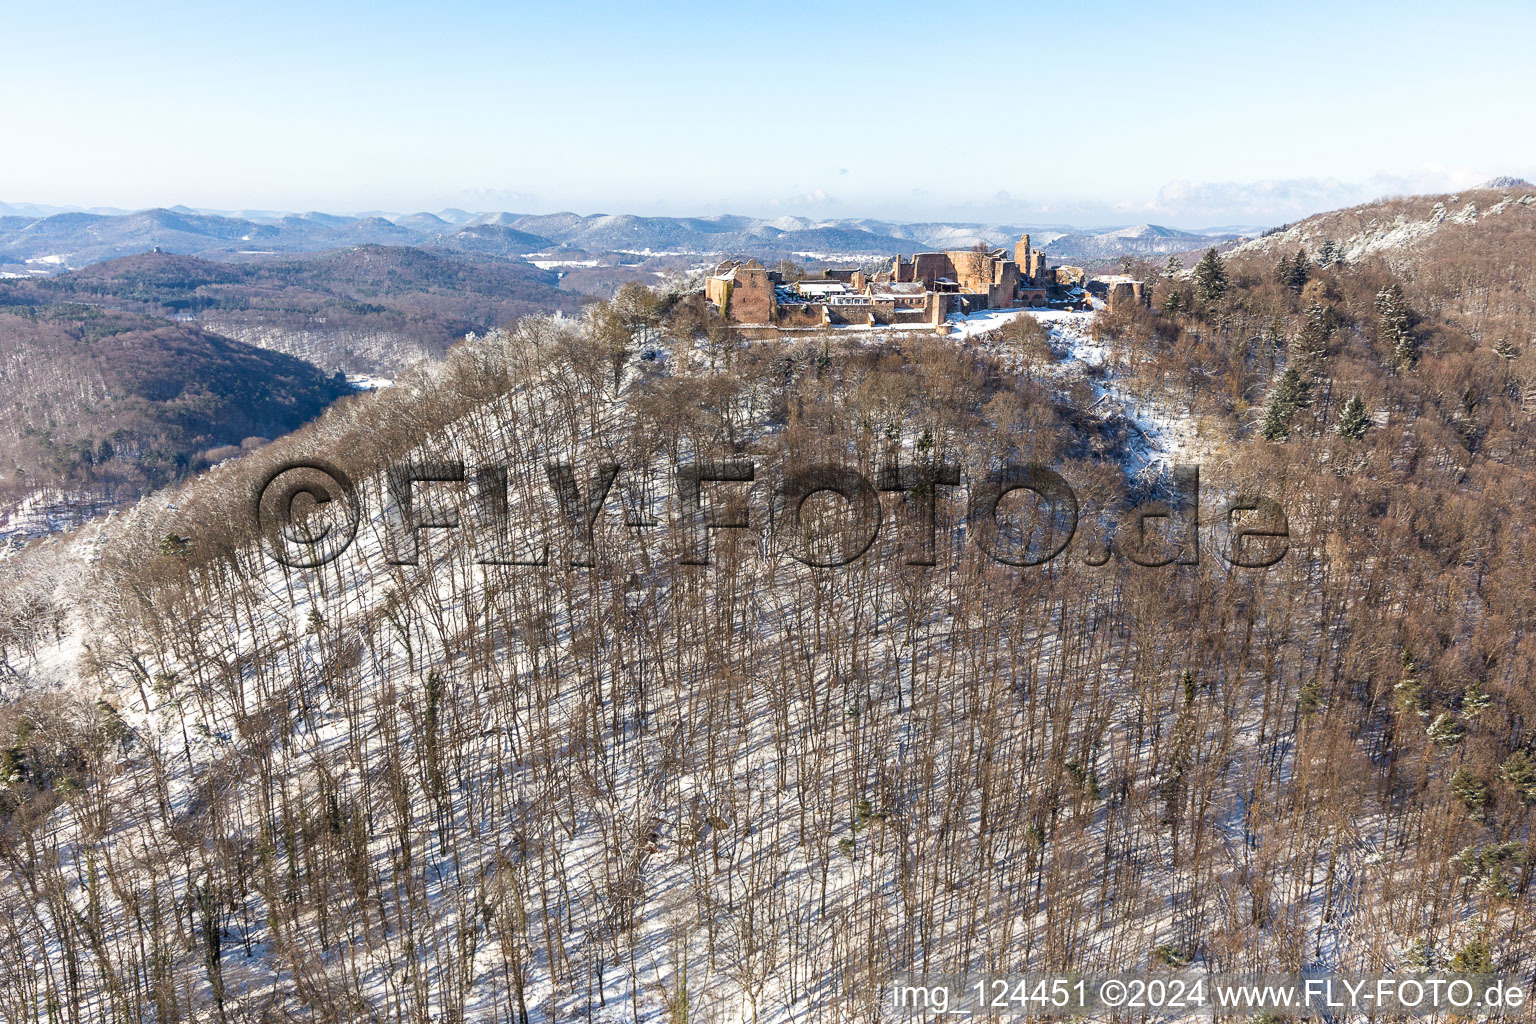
[
  {"x1": 527, "y1": 258, "x2": 602, "y2": 269},
  {"x1": 942, "y1": 306, "x2": 1040, "y2": 340},
  {"x1": 346, "y1": 373, "x2": 395, "y2": 390},
  {"x1": 948, "y1": 304, "x2": 1202, "y2": 481},
  {"x1": 0, "y1": 315, "x2": 1459, "y2": 1022},
  {"x1": 789, "y1": 250, "x2": 891, "y2": 261},
  {"x1": 1230, "y1": 192, "x2": 1536, "y2": 265},
  {"x1": 0, "y1": 490, "x2": 119, "y2": 553}
]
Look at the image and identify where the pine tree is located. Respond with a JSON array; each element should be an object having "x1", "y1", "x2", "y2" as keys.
[
  {"x1": 1500, "y1": 750, "x2": 1536, "y2": 804},
  {"x1": 1193, "y1": 248, "x2": 1227, "y2": 307},
  {"x1": 1460, "y1": 678, "x2": 1492, "y2": 719},
  {"x1": 1449, "y1": 767, "x2": 1490, "y2": 817},
  {"x1": 1274, "y1": 252, "x2": 1293, "y2": 288},
  {"x1": 1376, "y1": 284, "x2": 1417, "y2": 367},
  {"x1": 1395, "y1": 650, "x2": 1426, "y2": 717},
  {"x1": 1493, "y1": 337, "x2": 1519, "y2": 360},
  {"x1": 1427, "y1": 712, "x2": 1463, "y2": 747},
  {"x1": 1401, "y1": 938, "x2": 1438, "y2": 972},
  {"x1": 1449, "y1": 940, "x2": 1495, "y2": 974},
  {"x1": 1163, "y1": 254, "x2": 1182, "y2": 278},
  {"x1": 1260, "y1": 367, "x2": 1312, "y2": 441},
  {"x1": 1286, "y1": 247, "x2": 1309, "y2": 291},
  {"x1": 1162, "y1": 291, "x2": 1185, "y2": 314},
  {"x1": 1297, "y1": 302, "x2": 1336, "y2": 360},
  {"x1": 1315, "y1": 239, "x2": 1341, "y2": 267},
  {"x1": 1275, "y1": 366, "x2": 1312, "y2": 409},
  {"x1": 1261, "y1": 398, "x2": 1291, "y2": 441},
  {"x1": 1337, "y1": 394, "x2": 1369, "y2": 439}
]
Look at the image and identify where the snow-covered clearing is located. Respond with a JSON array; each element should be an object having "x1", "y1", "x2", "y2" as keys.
[
  {"x1": 527, "y1": 258, "x2": 602, "y2": 269},
  {"x1": 0, "y1": 490, "x2": 119, "y2": 553},
  {"x1": 948, "y1": 305, "x2": 1203, "y2": 481},
  {"x1": 345, "y1": 372, "x2": 396, "y2": 390}
]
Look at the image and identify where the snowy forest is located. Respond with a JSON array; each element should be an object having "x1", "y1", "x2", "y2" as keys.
[{"x1": 2, "y1": 188, "x2": 1536, "y2": 1022}]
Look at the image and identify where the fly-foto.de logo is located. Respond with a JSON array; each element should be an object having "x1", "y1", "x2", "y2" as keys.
[{"x1": 254, "y1": 459, "x2": 1289, "y2": 571}]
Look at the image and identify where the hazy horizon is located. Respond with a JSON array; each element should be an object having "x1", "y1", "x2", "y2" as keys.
[
  {"x1": 0, "y1": 196, "x2": 1284, "y2": 233},
  {"x1": 4, "y1": 179, "x2": 1526, "y2": 236}
]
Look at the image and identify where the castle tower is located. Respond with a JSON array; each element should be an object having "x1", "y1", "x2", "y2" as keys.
[{"x1": 1014, "y1": 233, "x2": 1031, "y2": 281}]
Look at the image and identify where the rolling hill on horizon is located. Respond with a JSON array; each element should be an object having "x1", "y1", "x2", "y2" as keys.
[{"x1": 0, "y1": 202, "x2": 1252, "y2": 271}]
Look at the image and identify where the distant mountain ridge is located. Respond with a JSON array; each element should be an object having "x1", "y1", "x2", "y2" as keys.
[
  {"x1": 0, "y1": 203, "x2": 1249, "y2": 271},
  {"x1": 1479, "y1": 176, "x2": 1533, "y2": 189},
  {"x1": 1041, "y1": 223, "x2": 1239, "y2": 260}
]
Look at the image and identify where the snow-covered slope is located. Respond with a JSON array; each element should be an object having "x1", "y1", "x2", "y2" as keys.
[
  {"x1": 1228, "y1": 185, "x2": 1536, "y2": 266},
  {"x1": 0, "y1": 305, "x2": 1503, "y2": 1023}
]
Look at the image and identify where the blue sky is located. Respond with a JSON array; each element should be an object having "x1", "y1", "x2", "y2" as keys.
[{"x1": 3, "y1": 0, "x2": 1533, "y2": 227}]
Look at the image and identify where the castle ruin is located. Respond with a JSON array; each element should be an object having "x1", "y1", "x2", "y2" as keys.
[{"x1": 704, "y1": 233, "x2": 1126, "y2": 336}]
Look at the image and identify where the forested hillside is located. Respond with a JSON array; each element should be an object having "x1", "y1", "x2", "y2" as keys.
[
  {"x1": 0, "y1": 247, "x2": 592, "y2": 376},
  {"x1": 0, "y1": 305, "x2": 351, "y2": 529},
  {"x1": 0, "y1": 208, "x2": 1533, "y2": 1019}
]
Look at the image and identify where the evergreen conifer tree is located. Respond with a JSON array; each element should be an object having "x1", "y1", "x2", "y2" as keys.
[
  {"x1": 1376, "y1": 284, "x2": 1417, "y2": 367},
  {"x1": 1260, "y1": 366, "x2": 1312, "y2": 441},
  {"x1": 1501, "y1": 749, "x2": 1536, "y2": 804},
  {"x1": 1337, "y1": 394, "x2": 1369, "y2": 439},
  {"x1": 1261, "y1": 398, "x2": 1291, "y2": 441},
  {"x1": 1286, "y1": 247, "x2": 1310, "y2": 291},
  {"x1": 1275, "y1": 365, "x2": 1312, "y2": 409},
  {"x1": 1193, "y1": 248, "x2": 1227, "y2": 307},
  {"x1": 1298, "y1": 302, "x2": 1336, "y2": 360}
]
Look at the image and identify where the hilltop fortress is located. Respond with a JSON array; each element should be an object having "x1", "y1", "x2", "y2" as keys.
[{"x1": 704, "y1": 234, "x2": 1147, "y2": 336}]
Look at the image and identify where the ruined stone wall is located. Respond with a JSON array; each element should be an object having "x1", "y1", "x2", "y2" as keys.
[
  {"x1": 1105, "y1": 280, "x2": 1149, "y2": 312},
  {"x1": 727, "y1": 264, "x2": 775, "y2": 324},
  {"x1": 733, "y1": 325, "x2": 784, "y2": 341},
  {"x1": 705, "y1": 276, "x2": 732, "y2": 312},
  {"x1": 952, "y1": 293, "x2": 991, "y2": 316},
  {"x1": 911, "y1": 253, "x2": 957, "y2": 288},
  {"x1": 946, "y1": 250, "x2": 999, "y2": 294},
  {"x1": 927, "y1": 292, "x2": 947, "y2": 327},
  {"x1": 824, "y1": 303, "x2": 888, "y2": 326},
  {"x1": 1054, "y1": 266, "x2": 1085, "y2": 288},
  {"x1": 990, "y1": 260, "x2": 1020, "y2": 308},
  {"x1": 775, "y1": 304, "x2": 826, "y2": 329},
  {"x1": 1028, "y1": 248, "x2": 1048, "y2": 283}
]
